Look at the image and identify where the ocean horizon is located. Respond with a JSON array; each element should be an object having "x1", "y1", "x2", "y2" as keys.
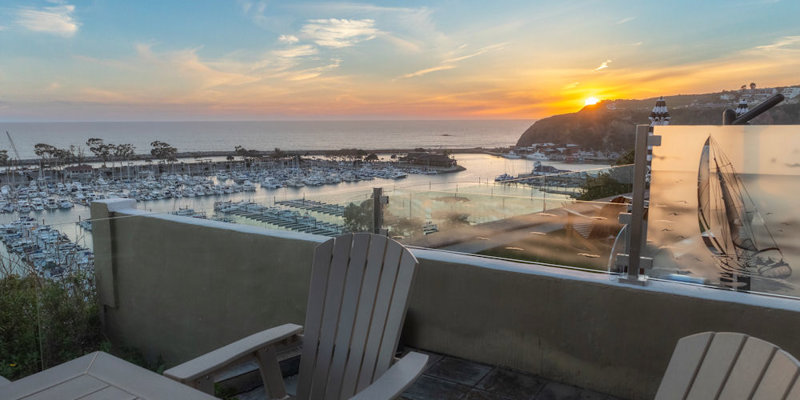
[{"x1": 0, "y1": 120, "x2": 533, "y2": 159}]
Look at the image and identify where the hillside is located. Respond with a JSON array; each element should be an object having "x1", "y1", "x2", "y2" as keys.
[{"x1": 516, "y1": 93, "x2": 800, "y2": 151}]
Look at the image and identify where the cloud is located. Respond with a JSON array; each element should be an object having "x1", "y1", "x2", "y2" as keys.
[
  {"x1": 15, "y1": 4, "x2": 79, "y2": 37},
  {"x1": 301, "y1": 18, "x2": 378, "y2": 48},
  {"x1": 287, "y1": 59, "x2": 342, "y2": 81},
  {"x1": 272, "y1": 44, "x2": 317, "y2": 58},
  {"x1": 278, "y1": 34, "x2": 299, "y2": 44},
  {"x1": 755, "y1": 36, "x2": 800, "y2": 51},
  {"x1": 400, "y1": 65, "x2": 456, "y2": 79},
  {"x1": 595, "y1": 59, "x2": 612, "y2": 71},
  {"x1": 442, "y1": 43, "x2": 507, "y2": 64},
  {"x1": 616, "y1": 16, "x2": 636, "y2": 25},
  {"x1": 399, "y1": 43, "x2": 505, "y2": 79}
]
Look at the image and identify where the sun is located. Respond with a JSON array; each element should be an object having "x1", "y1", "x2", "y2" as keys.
[{"x1": 584, "y1": 97, "x2": 600, "y2": 106}]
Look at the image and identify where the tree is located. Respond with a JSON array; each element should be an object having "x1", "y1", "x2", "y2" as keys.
[
  {"x1": 577, "y1": 172, "x2": 632, "y2": 201},
  {"x1": 614, "y1": 149, "x2": 634, "y2": 165},
  {"x1": 271, "y1": 148, "x2": 287, "y2": 159},
  {"x1": 114, "y1": 144, "x2": 135, "y2": 178},
  {"x1": 71, "y1": 145, "x2": 86, "y2": 166},
  {"x1": 86, "y1": 138, "x2": 111, "y2": 167},
  {"x1": 34, "y1": 143, "x2": 58, "y2": 173},
  {"x1": 150, "y1": 141, "x2": 177, "y2": 163},
  {"x1": 234, "y1": 145, "x2": 259, "y2": 164},
  {"x1": 343, "y1": 200, "x2": 373, "y2": 233},
  {"x1": 0, "y1": 150, "x2": 8, "y2": 166},
  {"x1": 365, "y1": 153, "x2": 379, "y2": 162}
]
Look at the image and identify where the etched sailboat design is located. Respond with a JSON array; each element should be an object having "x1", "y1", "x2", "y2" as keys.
[{"x1": 697, "y1": 136, "x2": 791, "y2": 280}]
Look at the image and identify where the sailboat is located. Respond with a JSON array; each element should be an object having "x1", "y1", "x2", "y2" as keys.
[{"x1": 697, "y1": 136, "x2": 791, "y2": 280}]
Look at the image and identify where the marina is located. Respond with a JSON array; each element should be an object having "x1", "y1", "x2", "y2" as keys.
[
  {"x1": 0, "y1": 153, "x2": 608, "y2": 279},
  {"x1": 0, "y1": 216, "x2": 93, "y2": 280}
]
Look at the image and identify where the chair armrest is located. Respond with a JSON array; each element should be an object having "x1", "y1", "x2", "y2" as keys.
[
  {"x1": 350, "y1": 351, "x2": 428, "y2": 400},
  {"x1": 164, "y1": 323, "x2": 303, "y2": 386}
]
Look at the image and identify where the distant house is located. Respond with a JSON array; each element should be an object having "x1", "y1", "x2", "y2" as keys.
[
  {"x1": 740, "y1": 88, "x2": 778, "y2": 104},
  {"x1": 64, "y1": 164, "x2": 93, "y2": 179},
  {"x1": 782, "y1": 87, "x2": 800, "y2": 99}
]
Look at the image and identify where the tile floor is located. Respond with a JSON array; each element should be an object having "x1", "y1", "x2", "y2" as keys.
[{"x1": 400, "y1": 350, "x2": 625, "y2": 400}]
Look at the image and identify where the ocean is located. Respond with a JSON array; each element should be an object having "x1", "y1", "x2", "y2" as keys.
[{"x1": 0, "y1": 120, "x2": 533, "y2": 159}]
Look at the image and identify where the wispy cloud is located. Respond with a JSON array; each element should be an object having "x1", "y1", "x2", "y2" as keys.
[
  {"x1": 301, "y1": 19, "x2": 378, "y2": 48},
  {"x1": 278, "y1": 34, "x2": 299, "y2": 44},
  {"x1": 594, "y1": 59, "x2": 612, "y2": 71},
  {"x1": 287, "y1": 59, "x2": 342, "y2": 81},
  {"x1": 272, "y1": 45, "x2": 317, "y2": 59},
  {"x1": 755, "y1": 35, "x2": 800, "y2": 51},
  {"x1": 616, "y1": 16, "x2": 636, "y2": 25},
  {"x1": 442, "y1": 43, "x2": 506, "y2": 64},
  {"x1": 399, "y1": 43, "x2": 506, "y2": 79},
  {"x1": 15, "y1": 3, "x2": 79, "y2": 37},
  {"x1": 400, "y1": 65, "x2": 456, "y2": 79}
]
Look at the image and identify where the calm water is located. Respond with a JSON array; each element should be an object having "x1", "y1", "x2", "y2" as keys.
[
  {"x1": 0, "y1": 153, "x2": 610, "y2": 251},
  {"x1": 0, "y1": 120, "x2": 532, "y2": 159}
]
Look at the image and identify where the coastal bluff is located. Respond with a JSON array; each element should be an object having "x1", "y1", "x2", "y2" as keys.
[{"x1": 516, "y1": 95, "x2": 800, "y2": 151}]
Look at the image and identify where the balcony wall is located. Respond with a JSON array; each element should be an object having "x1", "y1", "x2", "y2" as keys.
[{"x1": 91, "y1": 200, "x2": 800, "y2": 400}]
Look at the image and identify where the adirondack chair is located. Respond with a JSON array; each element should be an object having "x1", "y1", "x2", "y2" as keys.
[
  {"x1": 656, "y1": 332, "x2": 800, "y2": 400},
  {"x1": 164, "y1": 233, "x2": 428, "y2": 400}
]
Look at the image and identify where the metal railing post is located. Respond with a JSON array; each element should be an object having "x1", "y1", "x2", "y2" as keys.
[
  {"x1": 372, "y1": 187, "x2": 388, "y2": 235},
  {"x1": 616, "y1": 125, "x2": 659, "y2": 284}
]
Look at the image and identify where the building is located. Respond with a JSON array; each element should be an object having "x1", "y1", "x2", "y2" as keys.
[
  {"x1": 63, "y1": 164, "x2": 94, "y2": 179},
  {"x1": 782, "y1": 86, "x2": 800, "y2": 100}
]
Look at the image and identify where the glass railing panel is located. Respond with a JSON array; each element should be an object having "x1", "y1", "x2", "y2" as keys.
[{"x1": 647, "y1": 125, "x2": 799, "y2": 298}]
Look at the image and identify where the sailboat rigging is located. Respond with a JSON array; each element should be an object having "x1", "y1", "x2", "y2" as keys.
[{"x1": 697, "y1": 136, "x2": 791, "y2": 280}]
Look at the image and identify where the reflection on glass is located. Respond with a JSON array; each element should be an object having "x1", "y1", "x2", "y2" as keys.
[{"x1": 649, "y1": 126, "x2": 798, "y2": 296}]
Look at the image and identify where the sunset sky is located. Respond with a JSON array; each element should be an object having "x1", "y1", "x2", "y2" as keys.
[{"x1": 1, "y1": 0, "x2": 799, "y2": 121}]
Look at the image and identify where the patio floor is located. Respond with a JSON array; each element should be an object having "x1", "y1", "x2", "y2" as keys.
[{"x1": 236, "y1": 349, "x2": 626, "y2": 400}]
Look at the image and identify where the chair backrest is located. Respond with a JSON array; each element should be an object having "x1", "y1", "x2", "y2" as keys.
[
  {"x1": 656, "y1": 332, "x2": 800, "y2": 400},
  {"x1": 296, "y1": 233, "x2": 419, "y2": 400}
]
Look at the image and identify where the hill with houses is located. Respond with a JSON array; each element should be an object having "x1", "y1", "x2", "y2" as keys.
[{"x1": 516, "y1": 85, "x2": 800, "y2": 151}]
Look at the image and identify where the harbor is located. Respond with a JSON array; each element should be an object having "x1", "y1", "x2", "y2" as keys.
[{"x1": 0, "y1": 152, "x2": 609, "y2": 278}]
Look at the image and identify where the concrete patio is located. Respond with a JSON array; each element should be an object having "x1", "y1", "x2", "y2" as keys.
[{"x1": 233, "y1": 349, "x2": 624, "y2": 400}]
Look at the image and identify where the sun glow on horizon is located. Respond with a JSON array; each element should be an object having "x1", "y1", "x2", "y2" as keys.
[{"x1": 584, "y1": 97, "x2": 600, "y2": 106}]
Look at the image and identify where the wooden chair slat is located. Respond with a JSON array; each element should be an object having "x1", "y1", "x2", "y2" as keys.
[
  {"x1": 308, "y1": 234, "x2": 353, "y2": 400},
  {"x1": 339, "y1": 235, "x2": 388, "y2": 399},
  {"x1": 785, "y1": 374, "x2": 800, "y2": 400},
  {"x1": 323, "y1": 233, "x2": 372, "y2": 400},
  {"x1": 752, "y1": 350, "x2": 800, "y2": 400},
  {"x1": 296, "y1": 237, "x2": 335, "y2": 400},
  {"x1": 355, "y1": 238, "x2": 404, "y2": 392},
  {"x1": 718, "y1": 336, "x2": 778, "y2": 400},
  {"x1": 655, "y1": 332, "x2": 714, "y2": 400},
  {"x1": 686, "y1": 332, "x2": 747, "y2": 400},
  {"x1": 374, "y1": 251, "x2": 418, "y2": 378}
]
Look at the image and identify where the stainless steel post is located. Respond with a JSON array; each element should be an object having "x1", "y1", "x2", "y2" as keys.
[{"x1": 373, "y1": 187, "x2": 383, "y2": 234}]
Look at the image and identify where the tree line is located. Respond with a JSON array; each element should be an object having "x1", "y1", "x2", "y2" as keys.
[{"x1": 0, "y1": 139, "x2": 180, "y2": 169}]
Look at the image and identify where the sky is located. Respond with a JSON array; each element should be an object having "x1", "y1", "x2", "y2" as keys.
[{"x1": 1, "y1": 0, "x2": 799, "y2": 121}]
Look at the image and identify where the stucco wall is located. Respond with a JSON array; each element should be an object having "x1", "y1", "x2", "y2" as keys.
[{"x1": 91, "y1": 200, "x2": 800, "y2": 400}]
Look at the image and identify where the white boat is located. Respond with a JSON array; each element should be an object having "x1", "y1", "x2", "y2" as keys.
[
  {"x1": 423, "y1": 221, "x2": 439, "y2": 235},
  {"x1": 525, "y1": 152, "x2": 549, "y2": 161},
  {"x1": 59, "y1": 200, "x2": 74, "y2": 209}
]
